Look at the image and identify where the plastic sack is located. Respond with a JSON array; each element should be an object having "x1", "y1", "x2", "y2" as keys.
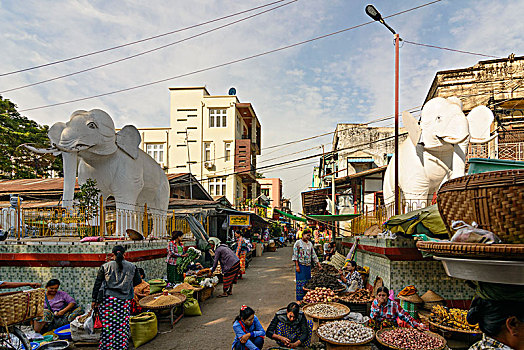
[
  {"x1": 180, "y1": 289, "x2": 202, "y2": 316},
  {"x1": 71, "y1": 311, "x2": 101, "y2": 343},
  {"x1": 450, "y1": 221, "x2": 501, "y2": 244},
  {"x1": 130, "y1": 312, "x2": 157, "y2": 348},
  {"x1": 148, "y1": 279, "x2": 167, "y2": 294}
]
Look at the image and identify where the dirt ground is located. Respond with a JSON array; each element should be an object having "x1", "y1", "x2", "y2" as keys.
[{"x1": 77, "y1": 245, "x2": 297, "y2": 350}]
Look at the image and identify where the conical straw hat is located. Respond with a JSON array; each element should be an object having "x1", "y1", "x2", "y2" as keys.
[
  {"x1": 421, "y1": 290, "x2": 444, "y2": 302},
  {"x1": 398, "y1": 293, "x2": 424, "y2": 304}
]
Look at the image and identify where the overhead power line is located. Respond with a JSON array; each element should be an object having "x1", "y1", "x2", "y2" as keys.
[
  {"x1": 403, "y1": 40, "x2": 501, "y2": 59},
  {"x1": 0, "y1": 0, "x2": 289, "y2": 77},
  {"x1": 18, "y1": 0, "x2": 443, "y2": 112},
  {"x1": 1, "y1": 0, "x2": 297, "y2": 94}
]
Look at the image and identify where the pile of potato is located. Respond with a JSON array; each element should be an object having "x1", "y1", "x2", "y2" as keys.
[{"x1": 304, "y1": 287, "x2": 337, "y2": 304}]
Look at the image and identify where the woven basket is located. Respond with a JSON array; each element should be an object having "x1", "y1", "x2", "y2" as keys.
[
  {"x1": 437, "y1": 170, "x2": 524, "y2": 243},
  {"x1": 0, "y1": 289, "x2": 45, "y2": 327},
  {"x1": 376, "y1": 328, "x2": 446, "y2": 350},
  {"x1": 198, "y1": 286, "x2": 214, "y2": 302},
  {"x1": 416, "y1": 241, "x2": 524, "y2": 260}
]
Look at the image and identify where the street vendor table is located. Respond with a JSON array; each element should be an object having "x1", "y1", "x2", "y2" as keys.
[{"x1": 139, "y1": 292, "x2": 186, "y2": 329}]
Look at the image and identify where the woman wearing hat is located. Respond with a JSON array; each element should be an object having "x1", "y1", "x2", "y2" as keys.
[
  {"x1": 209, "y1": 237, "x2": 241, "y2": 297},
  {"x1": 91, "y1": 245, "x2": 142, "y2": 350},
  {"x1": 369, "y1": 286, "x2": 425, "y2": 331}
]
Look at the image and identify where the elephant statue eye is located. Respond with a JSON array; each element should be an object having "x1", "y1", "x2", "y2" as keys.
[{"x1": 87, "y1": 122, "x2": 98, "y2": 129}]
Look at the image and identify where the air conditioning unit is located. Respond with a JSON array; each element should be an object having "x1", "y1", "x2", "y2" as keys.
[{"x1": 204, "y1": 161, "x2": 214, "y2": 169}]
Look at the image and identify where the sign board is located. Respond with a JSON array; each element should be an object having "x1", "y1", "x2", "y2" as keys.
[
  {"x1": 267, "y1": 207, "x2": 274, "y2": 219},
  {"x1": 228, "y1": 215, "x2": 250, "y2": 226}
]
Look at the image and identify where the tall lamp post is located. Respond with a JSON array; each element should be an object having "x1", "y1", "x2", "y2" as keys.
[{"x1": 365, "y1": 4, "x2": 400, "y2": 215}]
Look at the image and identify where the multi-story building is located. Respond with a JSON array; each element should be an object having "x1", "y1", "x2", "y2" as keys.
[
  {"x1": 257, "y1": 178, "x2": 282, "y2": 209},
  {"x1": 136, "y1": 87, "x2": 262, "y2": 207}
]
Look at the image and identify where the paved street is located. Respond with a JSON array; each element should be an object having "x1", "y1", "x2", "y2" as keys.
[{"x1": 141, "y1": 245, "x2": 295, "y2": 349}]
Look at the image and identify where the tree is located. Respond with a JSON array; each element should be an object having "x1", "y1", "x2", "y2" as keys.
[{"x1": 0, "y1": 95, "x2": 62, "y2": 179}]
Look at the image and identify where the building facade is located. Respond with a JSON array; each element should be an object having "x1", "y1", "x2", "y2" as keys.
[
  {"x1": 136, "y1": 87, "x2": 261, "y2": 207},
  {"x1": 257, "y1": 178, "x2": 282, "y2": 209}
]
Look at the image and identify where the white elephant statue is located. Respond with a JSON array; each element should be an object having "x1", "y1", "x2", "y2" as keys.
[
  {"x1": 24, "y1": 109, "x2": 170, "y2": 236},
  {"x1": 383, "y1": 96, "x2": 495, "y2": 208}
]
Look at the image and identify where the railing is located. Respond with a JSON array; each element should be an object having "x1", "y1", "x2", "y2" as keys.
[
  {"x1": 0, "y1": 200, "x2": 209, "y2": 240},
  {"x1": 349, "y1": 200, "x2": 431, "y2": 235}
]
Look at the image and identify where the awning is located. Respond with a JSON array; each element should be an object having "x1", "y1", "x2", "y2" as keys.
[
  {"x1": 307, "y1": 214, "x2": 361, "y2": 222},
  {"x1": 274, "y1": 208, "x2": 307, "y2": 222},
  {"x1": 347, "y1": 158, "x2": 374, "y2": 163}
]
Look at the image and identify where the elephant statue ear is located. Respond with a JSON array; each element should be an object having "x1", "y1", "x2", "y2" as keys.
[
  {"x1": 466, "y1": 106, "x2": 495, "y2": 143},
  {"x1": 116, "y1": 125, "x2": 141, "y2": 159},
  {"x1": 402, "y1": 110, "x2": 421, "y2": 146},
  {"x1": 48, "y1": 122, "x2": 66, "y2": 147}
]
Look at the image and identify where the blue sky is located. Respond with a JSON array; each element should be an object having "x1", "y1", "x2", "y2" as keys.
[{"x1": 1, "y1": 0, "x2": 523, "y2": 210}]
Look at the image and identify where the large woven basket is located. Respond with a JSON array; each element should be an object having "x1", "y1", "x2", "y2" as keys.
[
  {"x1": 437, "y1": 170, "x2": 524, "y2": 243},
  {"x1": 416, "y1": 241, "x2": 524, "y2": 260},
  {"x1": 0, "y1": 289, "x2": 45, "y2": 326}
]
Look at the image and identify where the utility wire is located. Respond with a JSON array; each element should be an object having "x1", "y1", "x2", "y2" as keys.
[
  {"x1": 1, "y1": 0, "x2": 297, "y2": 94},
  {"x1": 403, "y1": 40, "x2": 501, "y2": 59},
  {"x1": 18, "y1": 0, "x2": 443, "y2": 112},
  {"x1": 0, "y1": 0, "x2": 289, "y2": 77}
]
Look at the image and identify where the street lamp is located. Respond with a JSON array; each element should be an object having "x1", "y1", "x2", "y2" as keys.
[{"x1": 365, "y1": 4, "x2": 401, "y2": 215}]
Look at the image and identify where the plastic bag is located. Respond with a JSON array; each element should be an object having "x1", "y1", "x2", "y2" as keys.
[
  {"x1": 180, "y1": 290, "x2": 202, "y2": 316},
  {"x1": 148, "y1": 279, "x2": 167, "y2": 294},
  {"x1": 93, "y1": 308, "x2": 103, "y2": 329},
  {"x1": 450, "y1": 221, "x2": 501, "y2": 244},
  {"x1": 130, "y1": 312, "x2": 157, "y2": 348},
  {"x1": 72, "y1": 311, "x2": 101, "y2": 342}
]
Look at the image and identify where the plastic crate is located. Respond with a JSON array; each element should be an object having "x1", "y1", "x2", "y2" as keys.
[{"x1": 468, "y1": 158, "x2": 524, "y2": 174}]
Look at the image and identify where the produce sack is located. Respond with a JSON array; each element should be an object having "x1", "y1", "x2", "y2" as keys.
[
  {"x1": 71, "y1": 311, "x2": 101, "y2": 343},
  {"x1": 148, "y1": 279, "x2": 167, "y2": 294},
  {"x1": 180, "y1": 289, "x2": 202, "y2": 316},
  {"x1": 130, "y1": 312, "x2": 157, "y2": 348}
]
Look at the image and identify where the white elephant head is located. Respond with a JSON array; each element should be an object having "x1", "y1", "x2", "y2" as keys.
[
  {"x1": 23, "y1": 109, "x2": 141, "y2": 208},
  {"x1": 403, "y1": 96, "x2": 495, "y2": 179}
]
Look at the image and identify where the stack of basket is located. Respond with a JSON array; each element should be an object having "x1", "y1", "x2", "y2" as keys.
[
  {"x1": 397, "y1": 286, "x2": 423, "y2": 319},
  {"x1": 421, "y1": 290, "x2": 446, "y2": 311}
]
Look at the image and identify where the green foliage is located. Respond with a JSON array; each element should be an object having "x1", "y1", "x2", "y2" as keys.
[
  {"x1": 75, "y1": 178, "x2": 100, "y2": 222},
  {"x1": 270, "y1": 222, "x2": 282, "y2": 237},
  {"x1": 0, "y1": 95, "x2": 62, "y2": 178},
  {"x1": 255, "y1": 172, "x2": 265, "y2": 179}
]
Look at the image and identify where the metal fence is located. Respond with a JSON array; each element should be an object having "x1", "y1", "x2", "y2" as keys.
[
  {"x1": 350, "y1": 200, "x2": 431, "y2": 235},
  {"x1": 0, "y1": 199, "x2": 208, "y2": 240}
]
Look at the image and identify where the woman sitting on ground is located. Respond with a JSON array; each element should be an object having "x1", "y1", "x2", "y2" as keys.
[
  {"x1": 33, "y1": 279, "x2": 83, "y2": 333},
  {"x1": 266, "y1": 302, "x2": 313, "y2": 349},
  {"x1": 232, "y1": 305, "x2": 265, "y2": 350},
  {"x1": 209, "y1": 237, "x2": 240, "y2": 298},
  {"x1": 467, "y1": 297, "x2": 524, "y2": 350},
  {"x1": 131, "y1": 268, "x2": 150, "y2": 315},
  {"x1": 339, "y1": 260, "x2": 364, "y2": 292},
  {"x1": 369, "y1": 286, "x2": 425, "y2": 331}
]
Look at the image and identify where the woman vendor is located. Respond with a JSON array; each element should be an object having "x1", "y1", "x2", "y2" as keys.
[
  {"x1": 369, "y1": 286, "x2": 425, "y2": 331},
  {"x1": 209, "y1": 237, "x2": 241, "y2": 298},
  {"x1": 266, "y1": 302, "x2": 313, "y2": 349},
  {"x1": 33, "y1": 279, "x2": 82, "y2": 333},
  {"x1": 232, "y1": 231, "x2": 250, "y2": 280},
  {"x1": 232, "y1": 305, "x2": 265, "y2": 350},
  {"x1": 339, "y1": 260, "x2": 364, "y2": 292},
  {"x1": 166, "y1": 230, "x2": 188, "y2": 284},
  {"x1": 131, "y1": 268, "x2": 150, "y2": 315},
  {"x1": 467, "y1": 297, "x2": 524, "y2": 349},
  {"x1": 292, "y1": 229, "x2": 321, "y2": 301}
]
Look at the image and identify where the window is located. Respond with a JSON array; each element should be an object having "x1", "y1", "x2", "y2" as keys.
[
  {"x1": 209, "y1": 177, "x2": 226, "y2": 196},
  {"x1": 209, "y1": 108, "x2": 227, "y2": 128},
  {"x1": 204, "y1": 142, "x2": 212, "y2": 162},
  {"x1": 224, "y1": 142, "x2": 232, "y2": 161},
  {"x1": 146, "y1": 144, "x2": 164, "y2": 165},
  {"x1": 261, "y1": 188, "x2": 270, "y2": 197}
]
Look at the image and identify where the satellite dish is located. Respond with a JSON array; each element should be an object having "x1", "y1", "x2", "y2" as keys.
[{"x1": 228, "y1": 87, "x2": 237, "y2": 96}]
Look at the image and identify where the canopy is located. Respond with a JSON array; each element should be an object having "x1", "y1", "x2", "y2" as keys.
[
  {"x1": 307, "y1": 214, "x2": 361, "y2": 222},
  {"x1": 274, "y1": 208, "x2": 307, "y2": 222}
]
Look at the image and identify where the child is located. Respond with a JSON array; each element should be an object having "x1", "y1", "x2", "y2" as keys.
[{"x1": 232, "y1": 305, "x2": 265, "y2": 350}]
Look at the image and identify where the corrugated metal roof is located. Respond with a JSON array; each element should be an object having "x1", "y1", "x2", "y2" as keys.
[{"x1": 0, "y1": 178, "x2": 79, "y2": 194}]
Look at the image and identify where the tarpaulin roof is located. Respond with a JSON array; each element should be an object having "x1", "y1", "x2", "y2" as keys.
[
  {"x1": 307, "y1": 214, "x2": 361, "y2": 222},
  {"x1": 274, "y1": 208, "x2": 307, "y2": 222}
]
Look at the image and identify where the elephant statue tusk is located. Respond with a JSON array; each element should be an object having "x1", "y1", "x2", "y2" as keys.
[
  {"x1": 21, "y1": 143, "x2": 61, "y2": 156},
  {"x1": 469, "y1": 133, "x2": 498, "y2": 144}
]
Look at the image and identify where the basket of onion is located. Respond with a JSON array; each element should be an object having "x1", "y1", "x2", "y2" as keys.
[{"x1": 303, "y1": 287, "x2": 338, "y2": 304}]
